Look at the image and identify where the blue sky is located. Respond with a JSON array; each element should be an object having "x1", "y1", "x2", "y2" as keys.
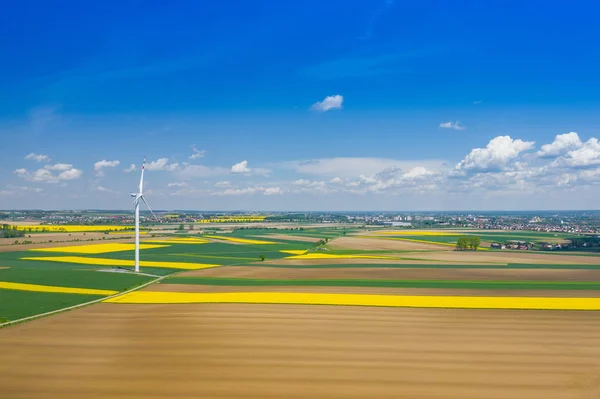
[{"x1": 1, "y1": 0, "x2": 600, "y2": 210}]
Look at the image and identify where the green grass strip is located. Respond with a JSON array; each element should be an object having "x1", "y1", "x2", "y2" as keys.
[{"x1": 164, "y1": 277, "x2": 600, "y2": 290}]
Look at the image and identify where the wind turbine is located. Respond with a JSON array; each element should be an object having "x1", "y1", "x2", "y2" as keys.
[{"x1": 130, "y1": 157, "x2": 157, "y2": 272}]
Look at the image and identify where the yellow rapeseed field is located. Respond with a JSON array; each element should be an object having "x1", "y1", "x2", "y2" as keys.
[
  {"x1": 0, "y1": 281, "x2": 117, "y2": 296},
  {"x1": 203, "y1": 235, "x2": 276, "y2": 245},
  {"x1": 14, "y1": 225, "x2": 133, "y2": 232},
  {"x1": 197, "y1": 216, "x2": 267, "y2": 223},
  {"x1": 104, "y1": 291, "x2": 600, "y2": 310},
  {"x1": 21, "y1": 256, "x2": 220, "y2": 270},
  {"x1": 286, "y1": 253, "x2": 397, "y2": 260},
  {"x1": 29, "y1": 243, "x2": 168, "y2": 254},
  {"x1": 279, "y1": 250, "x2": 308, "y2": 255}
]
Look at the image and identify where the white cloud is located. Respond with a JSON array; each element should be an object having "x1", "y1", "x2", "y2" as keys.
[
  {"x1": 537, "y1": 132, "x2": 582, "y2": 158},
  {"x1": 174, "y1": 164, "x2": 230, "y2": 178},
  {"x1": 439, "y1": 121, "x2": 465, "y2": 130},
  {"x1": 25, "y1": 153, "x2": 50, "y2": 162},
  {"x1": 93, "y1": 159, "x2": 120, "y2": 177},
  {"x1": 44, "y1": 163, "x2": 73, "y2": 171},
  {"x1": 231, "y1": 160, "x2": 251, "y2": 174},
  {"x1": 293, "y1": 179, "x2": 311, "y2": 186},
  {"x1": 311, "y1": 94, "x2": 343, "y2": 112},
  {"x1": 95, "y1": 186, "x2": 118, "y2": 193},
  {"x1": 146, "y1": 158, "x2": 170, "y2": 171},
  {"x1": 14, "y1": 166, "x2": 82, "y2": 183},
  {"x1": 167, "y1": 182, "x2": 188, "y2": 187},
  {"x1": 189, "y1": 146, "x2": 206, "y2": 160},
  {"x1": 124, "y1": 164, "x2": 137, "y2": 173},
  {"x1": 456, "y1": 136, "x2": 535, "y2": 172},
  {"x1": 214, "y1": 181, "x2": 231, "y2": 187},
  {"x1": 264, "y1": 187, "x2": 283, "y2": 195},
  {"x1": 560, "y1": 138, "x2": 600, "y2": 168},
  {"x1": 330, "y1": 177, "x2": 343, "y2": 184}
]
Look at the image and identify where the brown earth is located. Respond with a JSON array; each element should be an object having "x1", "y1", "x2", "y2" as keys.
[
  {"x1": 1, "y1": 303, "x2": 600, "y2": 399},
  {"x1": 144, "y1": 283, "x2": 600, "y2": 298},
  {"x1": 179, "y1": 265, "x2": 600, "y2": 282},
  {"x1": 328, "y1": 236, "x2": 453, "y2": 251},
  {"x1": 410, "y1": 251, "x2": 600, "y2": 265},
  {"x1": 255, "y1": 234, "x2": 322, "y2": 243}
]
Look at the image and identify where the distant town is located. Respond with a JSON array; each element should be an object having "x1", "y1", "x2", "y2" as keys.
[{"x1": 2, "y1": 210, "x2": 599, "y2": 235}]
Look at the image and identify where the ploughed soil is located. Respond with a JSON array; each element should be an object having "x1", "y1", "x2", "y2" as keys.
[
  {"x1": 179, "y1": 265, "x2": 600, "y2": 282},
  {"x1": 1, "y1": 303, "x2": 600, "y2": 399},
  {"x1": 0, "y1": 235, "x2": 134, "y2": 252}
]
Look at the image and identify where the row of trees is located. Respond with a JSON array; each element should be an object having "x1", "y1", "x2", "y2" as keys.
[
  {"x1": 1, "y1": 224, "x2": 25, "y2": 238},
  {"x1": 456, "y1": 236, "x2": 481, "y2": 251}
]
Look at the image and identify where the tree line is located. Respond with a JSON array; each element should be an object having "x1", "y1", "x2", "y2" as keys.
[{"x1": 456, "y1": 236, "x2": 481, "y2": 251}]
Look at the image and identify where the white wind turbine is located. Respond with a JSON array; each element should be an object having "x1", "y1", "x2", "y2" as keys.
[{"x1": 130, "y1": 157, "x2": 157, "y2": 272}]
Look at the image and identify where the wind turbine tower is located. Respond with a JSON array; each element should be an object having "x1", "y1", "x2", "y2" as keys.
[{"x1": 131, "y1": 157, "x2": 156, "y2": 272}]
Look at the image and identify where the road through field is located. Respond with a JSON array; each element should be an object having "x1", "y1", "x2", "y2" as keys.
[{"x1": 1, "y1": 303, "x2": 599, "y2": 398}]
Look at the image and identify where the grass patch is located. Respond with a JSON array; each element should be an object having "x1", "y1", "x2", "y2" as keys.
[{"x1": 0, "y1": 289, "x2": 101, "y2": 321}]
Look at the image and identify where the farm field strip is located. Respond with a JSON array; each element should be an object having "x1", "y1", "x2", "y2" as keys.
[
  {"x1": 203, "y1": 235, "x2": 277, "y2": 245},
  {"x1": 0, "y1": 281, "x2": 118, "y2": 295},
  {"x1": 20, "y1": 256, "x2": 221, "y2": 270},
  {"x1": 29, "y1": 243, "x2": 169, "y2": 254},
  {"x1": 104, "y1": 291, "x2": 600, "y2": 310},
  {"x1": 232, "y1": 262, "x2": 600, "y2": 269},
  {"x1": 162, "y1": 276, "x2": 600, "y2": 291}
]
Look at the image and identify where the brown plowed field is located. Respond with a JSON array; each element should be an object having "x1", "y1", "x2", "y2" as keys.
[
  {"x1": 255, "y1": 234, "x2": 322, "y2": 242},
  {"x1": 1, "y1": 303, "x2": 600, "y2": 399},
  {"x1": 179, "y1": 265, "x2": 600, "y2": 282}
]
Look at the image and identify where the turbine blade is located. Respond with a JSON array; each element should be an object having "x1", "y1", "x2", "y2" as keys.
[
  {"x1": 139, "y1": 157, "x2": 146, "y2": 194},
  {"x1": 140, "y1": 195, "x2": 158, "y2": 220}
]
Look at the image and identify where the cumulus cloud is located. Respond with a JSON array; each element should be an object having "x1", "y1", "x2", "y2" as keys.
[
  {"x1": 189, "y1": 146, "x2": 206, "y2": 160},
  {"x1": 559, "y1": 138, "x2": 600, "y2": 168},
  {"x1": 439, "y1": 121, "x2": 465, "y2": 130},
  {"x1": 94, "y1": 159, "x2": 120, "y2": 177},
  {"x1": 264, "y1": 187, "x2": 283, "y2": 195},
  {"x1": 14, "y1": 165, "x2": 82, "y2": 183},
  {"x1": 537, "y1": 132, "x2": 582, "y2": 158},
  {"x1": 330, "y1": 177, "x2": 343, "y2": 184},
  {"x1": 231, "y1": 160, "x2": 251, "y2": 174},
  {"x1": 25, "y1": 153, "x2": 50, "y2": 162},
  {"x1": 95, "y1": 186, "x2": 118, "y2": 193},
  {"x1": 456, "y1": 136, "x2": 535, "y2": 172},
  {"x1": 311, "y1": 94, "x2": 343, "y2": 112},
  {"x1": 174, "y1": 164, "x2": 230, "y2": 179},
  {"x1": 124, "y1": 164, "x2": 136, "y2": 173},
  {"x1": 145, "y1": 158, "x2": 179, "y2": 172},
  {"x1": 214, "y1": 181, "x2": 231, "y2": 187},
  {"x1": 214, "y1": 186, "x2": 282, "y2": 196}
]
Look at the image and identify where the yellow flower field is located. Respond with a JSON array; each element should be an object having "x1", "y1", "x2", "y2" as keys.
[
  {"x1": 21, "y1": 256, "x2": 220, "y2": 270},
  {"x1": 279, "y1": 250, "x2": 308, "y2": 255},
  {"x1": 285, "y1": 253, "x2": 397, "y2": 260},
  {"x1": 103, "y1": 291, "x2": 600, "y2": 310},
  {"x1": 197, "y1": 216, "x2": 267, "y2": 223},
  {"x1": 203, "y1": 235, "x2": 276, "y2": 245},
  {"x1": 14, "y1": 225, "x2": 133, "y2": 232},
  {"x1": 29, "y1": 243, "x2": 168, "y2": 254},
  {"x1": 0, "y1": 281, "x2": 117, "y2": 296}
]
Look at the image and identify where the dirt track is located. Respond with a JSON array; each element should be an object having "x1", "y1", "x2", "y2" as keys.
[
  {"x1": 1, "y1": 303, "x2": 599, "y2": 399},
  {"x1": 180, "y1": 265, "x2": 600, "y2": 281}
]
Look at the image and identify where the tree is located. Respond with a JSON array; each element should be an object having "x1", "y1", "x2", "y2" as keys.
[
  {"x1": 456, "y1": 237, "x2": 469, "y2": 251},
  {"x1": 468, "y1": 236, "x2": 481, "y2": 251},
  {"x1": 189, "y1": 224, "x2": 194, "y2": 230},
  {"x1": 259, "y1": 254, "x2": 265, "y2": 261},
  {"x1": 178, "y1": 223, "x2": 185, "y2": 230}
]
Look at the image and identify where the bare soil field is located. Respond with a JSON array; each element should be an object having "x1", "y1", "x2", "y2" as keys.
[
  {"x1": 1, "y1": 303, "x2": 599, "y2": 399},
  {"x1": 181, "y1": 265, "x2": 600, "y2": 282},
  {"x1": 144, "y1": 283, "x2": 600, "y2": 298},
  {"x1": 328, "y1": 236, "x2": 453, "y2": 251},
  {"x1": 411, "y1": 251, "x2": 600, "y2": 265}
]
